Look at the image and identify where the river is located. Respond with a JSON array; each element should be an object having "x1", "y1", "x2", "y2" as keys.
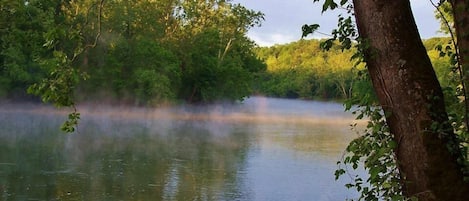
[{"x1": 0, "y1": 96, "x2": 362, "y2": 200}]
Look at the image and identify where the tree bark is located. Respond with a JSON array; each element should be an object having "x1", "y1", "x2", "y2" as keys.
[{"x1": 352, "y1": 0, "x2": 469, "y2": 200}]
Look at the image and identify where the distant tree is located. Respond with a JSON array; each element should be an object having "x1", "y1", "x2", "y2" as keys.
[
  {"x1": 254, "y1": 39, "x2": 356, "y2": 99},
  {"x1": 0, "y1": 0, "x2": 48, "y2": 98},
  {"x1": 171, "y1": 0, "x2": 264, "y2": 103}
]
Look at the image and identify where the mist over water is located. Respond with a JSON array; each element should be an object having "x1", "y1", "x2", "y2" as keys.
[{"x1": 0, "y1": 96, "x2": 361, "y2": 200}]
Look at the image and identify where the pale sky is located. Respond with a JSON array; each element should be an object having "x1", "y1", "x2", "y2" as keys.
[{"x1": 233, "y1": 0, "x2": 445, "y2": 46}]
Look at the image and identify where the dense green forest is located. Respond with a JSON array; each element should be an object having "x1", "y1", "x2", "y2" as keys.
[
  {"x1": 255, "y1": 39, "x2": 357, "y2": 99},
  {"x1": 254, "y1": 37, "x2": 454, "y2": 100},
  {"x1": 0, "y1": 0, "x2": 454, "y2": 105},
  {"x1": 0, "y1": 0, "x2": 265, "y2": 105}
]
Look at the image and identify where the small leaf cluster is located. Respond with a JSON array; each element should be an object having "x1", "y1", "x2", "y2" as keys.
[
  {"x1": 338, "y1": 100, "x2": 410, "y2": 200},
  {"x1": 305, "y1": 1, "x2": 357, "y2": 52},
  {"x1": 301, "y1": 24, "x2": 320, "y2": 38},
  {"x1": 339, "y1": 68, "x2": 409, "y2": 201},
  {"x1": 27, "y1": 51, "x2": 84, "y2": 133},
  {"x1": 27, "y1": 51, "x2": 80, "y2": 107},
  {"x1": 314, "y1": 0, "x2": 349, "y2": 12},
  {"x1": 61, "y1": 111, "x2": 80, "y2": 133}
]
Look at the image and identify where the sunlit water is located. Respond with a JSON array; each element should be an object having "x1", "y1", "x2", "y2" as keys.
[{"x1": 0, "y1": 97, "x2": 363, "y2": 200}]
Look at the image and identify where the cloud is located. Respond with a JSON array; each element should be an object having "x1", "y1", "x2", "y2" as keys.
[
  {"x1": 234, "y1": 0, "x2": 445, "y2": 46},
  {"x1": 234, "y1": 0, "x2": 341, "y2": 46},
  {"x1": 248, "y1": 32, "x2": 299, "y2": 47}
]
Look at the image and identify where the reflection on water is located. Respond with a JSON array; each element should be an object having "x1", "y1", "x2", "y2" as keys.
[{"x1": 0, "y1": 97, "x2": 361, "y2": 200}]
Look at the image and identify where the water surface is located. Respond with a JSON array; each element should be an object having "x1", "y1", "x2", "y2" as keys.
[{"x1": 0, "y1": 97, "x2": 361, "y2": 200}]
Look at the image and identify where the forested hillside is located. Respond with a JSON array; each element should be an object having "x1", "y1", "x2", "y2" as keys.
[{"x1": 254, "y1": 37, "x2": 454, "y2": 100}]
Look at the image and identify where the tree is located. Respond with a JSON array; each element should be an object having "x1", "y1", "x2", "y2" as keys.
[
  {"x1": 253, "y1": 39, "x2": 356, "y2": 99},
  {"x1": 309, "y1": 0, "x2": 469, "y2": 200},
  {"x1": 169, "y1": 0, "x2": 264, "y2": 103},
  {"x1": 0, "y1": 0, "x2": 48, "y2": 98},
  {"x1": 353, "y1": 1, "x2": 469, "y2": 199}
]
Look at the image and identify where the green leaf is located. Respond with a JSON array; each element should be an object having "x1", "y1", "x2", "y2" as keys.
[
  {"x1": 439, "y1": 51, "x2": 446, "y2": 57},
  {"x1": 334, "y1": 169, "x2": 346, "y2": 180},
  {"x1": 389, "y1": 140, "x2": 398, "y2": 149},
  {"x1": 301, "y1": 24, "x2": 320, "y2": 38},
  {"x1": 322, "y1": 0, "x2": 338, "y2": 12},
  {"x1": 60, "y1": 111, "x2": 80, "y2": 133},
  {"x1": 319, "y1": 38, "x2": 335, "y2": 51}
]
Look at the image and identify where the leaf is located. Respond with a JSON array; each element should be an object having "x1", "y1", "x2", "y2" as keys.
[
  {"x1": 61, "y1": 111, "x2": 80, "y2": 133},
  {"x1": 389, "y1": 140, "x2": 398, "y2": 149},
  {"x1": 334, "y1": 169, "x2": 346, "y2": 180},
  {"x1": 322, "y1": 0, "x2": 338, "y2": 12},
  {"x1": 301, "y1": 24, "x2": 320, "y2": 38},
  {"x1": 382, "y1": 182, "x2": 392, "y2": 189},
  {"x1": 439, "y1": 51, "x2": 446, "y2": 57},
  {"x1": 319, "y1": 38, "x2": 335, "y2": 51}
]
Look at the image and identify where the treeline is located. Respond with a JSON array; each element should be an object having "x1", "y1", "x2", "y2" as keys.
[
  {"x1": 0, "y1": 0, "x2": 454, "y2": 105},
  {"x1": 254, "y1": 39, "x2": 356, "y2": 99},
  {"x1": 0, "y1": 0, "x2": 265, "y2": 105},
  {"x1": 254, "y1": 37, "x2": 454, "y2": 100}
]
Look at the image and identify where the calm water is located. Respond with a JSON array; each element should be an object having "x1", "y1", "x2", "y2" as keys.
[{"x1": 0, "y1": 97, "x2": 362, "y2": 201}]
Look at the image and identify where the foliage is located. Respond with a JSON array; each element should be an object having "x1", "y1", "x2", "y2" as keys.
[
  {"x1": 0, "y1": 0, "x2": 262, "y2": 135},
  {"x1": 80, "y1": 38, "x2": 181, "y2": 105},
  {"x1": 0, "y1": 0, "x2": 104, "y2": 132},
  {"x1": 170, "y1": 0, "x2": 264, "y2": 103},
  {"x1": 0, "y1": 0, "x2": 52, "y2": 99},
  {"x1": 177, "y1": 29, "x2": 263, "y2": 103},
  {"x1": 253, "y1": 37, "x2": 463, "y2": 103},
  {"x1": 434, "y1": 1, "x2": 454, "y2": 35},
  {"x1": 254, "y1": 39, "x2": 356, "y2": 100},
  {"x1": 0, "y1": 0, "x2": 266, "y2": 129},
  {"x1": 338, "y1": 106, "x2": 408, "y2": 200}
]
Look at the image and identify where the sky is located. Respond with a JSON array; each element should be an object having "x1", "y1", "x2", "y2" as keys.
[{"x1": 233, "y1": 0, "x2": 445, "y2": 46}]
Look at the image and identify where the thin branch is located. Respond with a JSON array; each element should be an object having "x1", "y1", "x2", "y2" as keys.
[
  {"x1": 315, "y1": 30, "x2": 333, "y2": 37},
  {"x1": 72, "y1": 0, "x2": 105, "y2": 62}
]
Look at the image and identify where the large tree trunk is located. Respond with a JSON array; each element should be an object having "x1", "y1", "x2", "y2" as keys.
[{"x1": 352, "y1": 0, "x2": 469, "y2": 200}]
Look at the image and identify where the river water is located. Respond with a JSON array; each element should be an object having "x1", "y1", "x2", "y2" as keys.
[{"x1": 0, "y1": 97, "x2": 362, "y2": 200}]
